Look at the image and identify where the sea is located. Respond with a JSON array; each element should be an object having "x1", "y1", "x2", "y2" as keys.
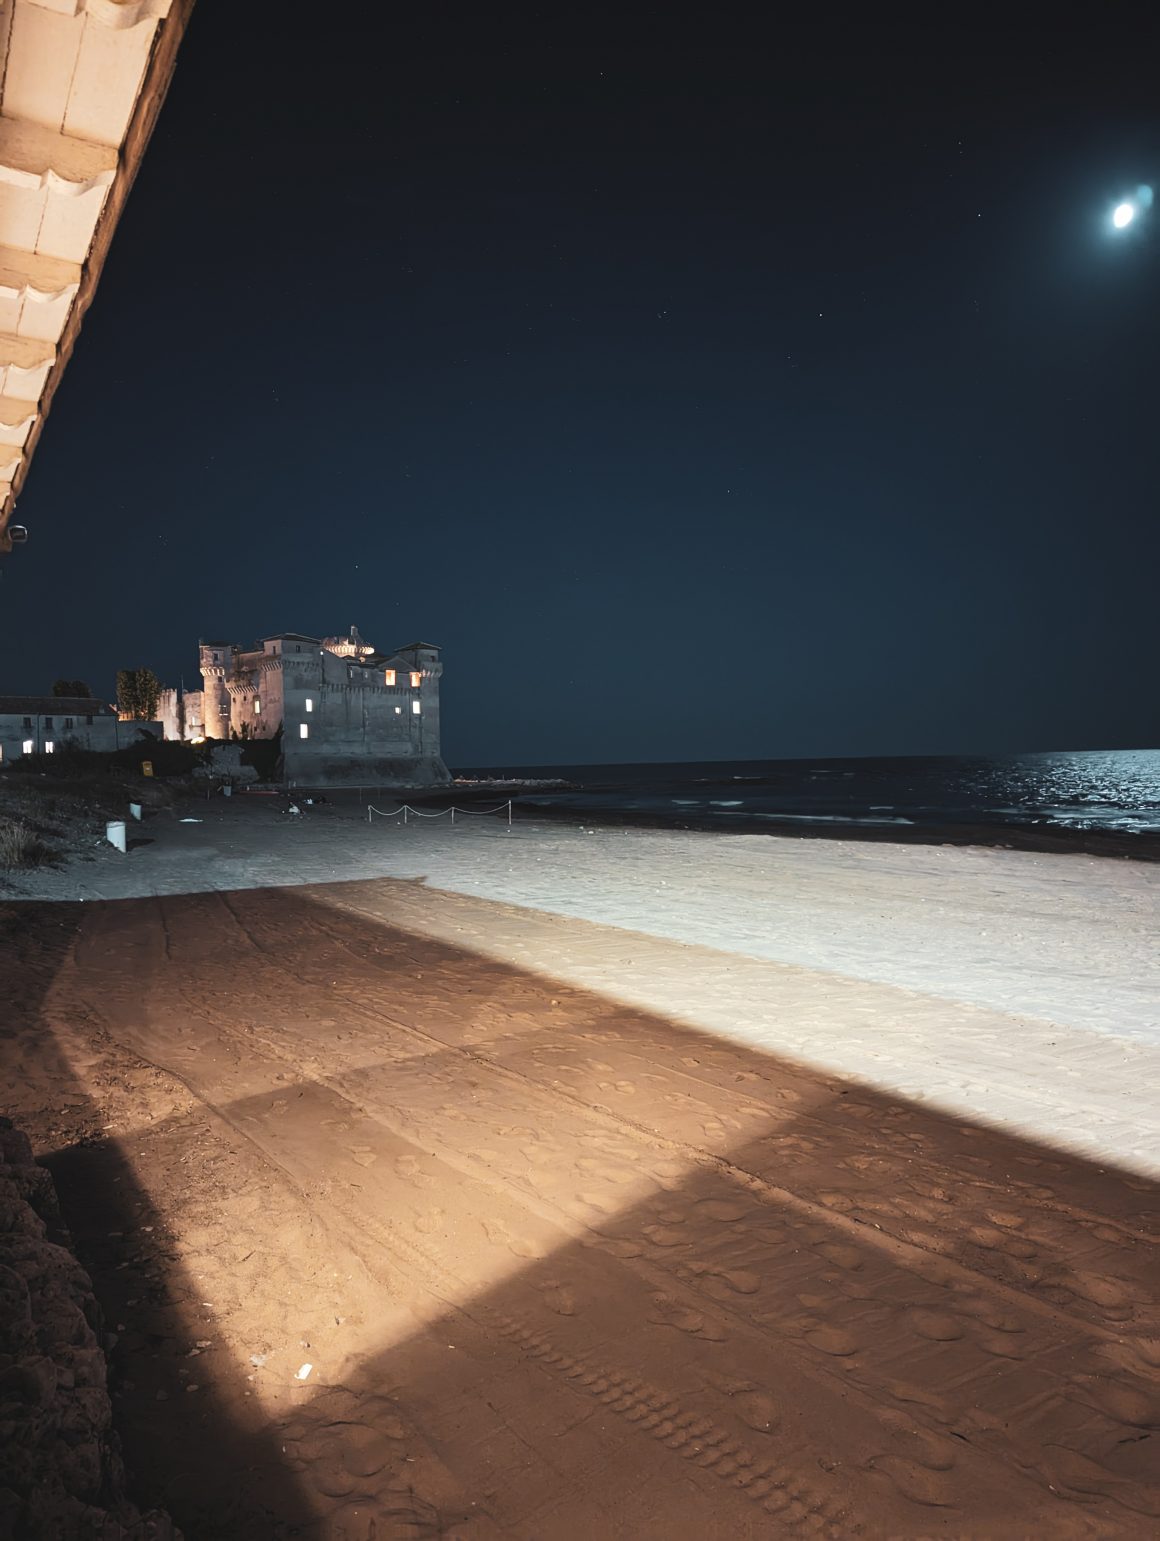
[{"x1": 456, "y1": 748, "x2": 1160, "y2": 849}]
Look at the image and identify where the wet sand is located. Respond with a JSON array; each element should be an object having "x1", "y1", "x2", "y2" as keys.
[{"x1": 2, "y1": 806, "x2": 1158, "y2": 1536}]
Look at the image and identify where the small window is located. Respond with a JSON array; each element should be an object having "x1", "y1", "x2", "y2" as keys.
[
  {"x1": 45, "y1": 741, "x2": 54, "y2": 754},
  {"x1": 64, "y1": 717, "x2": 74, "y2": 730},
  {"x1": 395, "y1": 705, "x2": 402, "y2": 715},
  {"x1": 384, "y1": 669, "x2": 396, "y2": 686},
  {"x1": 213, "y1": 652, "x2": 219, "y2": 662},
  {"x1": 254, "y1": 700, "x2": 261, "y2": 714},
  {"x1": 86, "y1": 715, "x2": 93, "y2": 726},
  {"x1": 410, "y1": 672, "x2": 421, "y2": 688},
  {"x1": 305, "y1": 697, "x2": 313, "y2": 712},
  {"x1": 22, "y1": 739, "x2": 33, "y2": 755},
  {"x1": 299, "y1": 723, "x2": 309, "y2": 739},
  {"x1": 44, "y1": 716, "x2": 53, "y2": 729},
  {"x1": 294, "y1": 644, "x2": 301, "y2": 653},
  {"x1": 412, "y1": 700, "x2": 421, "y2": 715},
  {"x1": 22, "y1": 716, "x2": 31, "y2": 730}
]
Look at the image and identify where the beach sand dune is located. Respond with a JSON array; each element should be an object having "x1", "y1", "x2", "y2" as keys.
[{"x1": 2, "y1": 808, "x2": 1157, "y2": 1536}]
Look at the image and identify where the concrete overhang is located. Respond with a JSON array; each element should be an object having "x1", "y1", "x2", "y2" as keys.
[{"x1": 0, "y1": 0, "x2": 195, "y2": 552}]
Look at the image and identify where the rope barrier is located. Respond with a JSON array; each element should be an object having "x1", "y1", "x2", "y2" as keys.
[{"x1": 366, "y1": 800, "x2": 513, "y2": 827}]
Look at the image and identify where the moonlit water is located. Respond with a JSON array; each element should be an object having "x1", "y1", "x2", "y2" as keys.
[{"x1": 473, "y1": 748, "x2": 1160, "y2": 841}]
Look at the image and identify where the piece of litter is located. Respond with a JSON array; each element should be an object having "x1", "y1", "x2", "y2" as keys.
[
  {"x1": 179, "y1": 818, "x2": 203, "y2": 824},
  {"x1": 249, "y1": 1353, "x2": 269, "y2": 1368},
  {"x1": 295, "y1": 1363, "x2": 313, "y2": 1381}
]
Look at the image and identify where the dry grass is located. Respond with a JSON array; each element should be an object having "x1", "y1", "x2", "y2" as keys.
[{"x1": 0, "y1": 817, "x2": 52, "y2": 869}]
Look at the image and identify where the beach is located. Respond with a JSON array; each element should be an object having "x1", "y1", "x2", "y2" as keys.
[{"x1": 3, "y1": 798, "x2": 1158, "y2": 1536}]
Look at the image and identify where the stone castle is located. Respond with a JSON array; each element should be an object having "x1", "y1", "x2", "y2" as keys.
[{"x1": 160, "y1": 627, "x2": 448, "y2": 787}]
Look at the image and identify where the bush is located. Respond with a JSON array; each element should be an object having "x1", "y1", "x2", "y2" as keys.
[
  {"x1": 5, "y1": 735, "x2": 209, "y2": 782},
  {"x1": 0, "y1": 818, "x2": 51, "y2": 869}
]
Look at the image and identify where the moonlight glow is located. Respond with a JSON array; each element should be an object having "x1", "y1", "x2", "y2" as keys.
[{"x1": 1112, "y1": 201, "x2": 1136, "y2": 229}]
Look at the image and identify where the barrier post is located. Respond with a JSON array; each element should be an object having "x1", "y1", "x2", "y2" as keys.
[
  {"x1": 507, "y1": 800, "x2": 512, "y2": 828},
  {"x1": 451, "y1": 807, "x2": 456, "y2": 826},
  {"x1": 404, "y1": 805, "x2": 408, "y2": 825}
]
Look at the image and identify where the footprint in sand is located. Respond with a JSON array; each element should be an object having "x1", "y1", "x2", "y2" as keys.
[
  {"x1": 591, "y1": 1235, "x2": 644, "y2": 1259},
  {"x1": 708, "y1": 1375, "x2": 780, "y2": 1434},
  {"x1": 481, "y1": 1219, "x2": 546, "y2": 1260},
  {"x1": 695, "y1": 1198, "x2": 751, "y2": 1223},
  {"x1": 1066, "y1": 1270, "x2": 1143, "y2": 1312},
  {"x1": 576, "y1": 1191, "x2": 618, "y2": 1215},
  {"x1": 867, "y1": 1454, "x2": 957, "y2": 1509},
  {"x1": 909, "y1": 1309, "x2": 965, "y2": 1342},
  {"x1": 413, "y1": 1209, "x2": 444, "y2": 1234},
  {"x1": 648, "y1": 1293, "x2": 728, "y2": 1342},
  {"x1": 393, "y1": 1154, "x2": 433, "y2": 1189},
  {"x1": 535, "y1": 1278, "x2": 577, "y2": 1317},
  {"x1": 642, "y1": 1224, "x2": 687, "y2": 1248},
  {"x1": 349, "y1": 1146, "x2": 378, "y2": 1168},
  {"x1": 875, "y1": 1410, "x2": 958, "y2": 1472},
  {"x1": 1070, "y1": 1375, "x2": 1160, "y2": 1429},
  {"x1": 803, "y1": 1324, "x2": 859, "y2": 1357},
  {"x1": 816, "y1": 1241, "x2": 864, "y2": 1271},
  {"x1": 687, "y1": 1263, "x2": 762, "y2": 1297},
  {"x1": 576, "y1": 1156, "x2": 636, "y2": 1186},
  {"x1": 815, "y1": 1190, "x2": 854, "y2": 1213}
]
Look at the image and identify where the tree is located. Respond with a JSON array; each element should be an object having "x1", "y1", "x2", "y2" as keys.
[
  {"x1": 116, "y1": 667, "x2": 161, "y2": 721},
  {"x1": 52, "y1": 679, "x2": 91, "y2": 698}
]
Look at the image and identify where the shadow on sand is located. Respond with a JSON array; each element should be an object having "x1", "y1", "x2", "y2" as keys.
[{"x1": 4, "y1": 886, "x2": 1158, "y2": 1537}]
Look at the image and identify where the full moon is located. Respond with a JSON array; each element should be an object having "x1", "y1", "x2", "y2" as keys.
[{"x1": 1112, "y1": 201, "x2": 1136, "y2": 229}]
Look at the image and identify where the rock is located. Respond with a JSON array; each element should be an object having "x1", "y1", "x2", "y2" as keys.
[{"x1": 0, "y1": 1119, "x2": 182, "y2": 1539}]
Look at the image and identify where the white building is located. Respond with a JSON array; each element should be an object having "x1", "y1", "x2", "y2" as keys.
[
  {"x1": 0, "y1": 693, "x2": 119, "y2": 764},
  {"x1": 163, "y1": 627, "x2": 449, "y2": 787}
]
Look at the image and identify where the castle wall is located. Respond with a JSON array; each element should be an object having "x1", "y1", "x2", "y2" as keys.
[{"x1": 179, "y1": 630, "x2": 447, "y2": 784}]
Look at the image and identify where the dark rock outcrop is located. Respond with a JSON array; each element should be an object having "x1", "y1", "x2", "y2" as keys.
[{"x1": 0, "y1": 1117, "x2": 179, "y2": 1540}]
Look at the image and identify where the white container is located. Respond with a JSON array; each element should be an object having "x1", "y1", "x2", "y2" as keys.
[
  {"x1": 106, "y1": 821, "x2": 127, "y2": 853},
  {"x1": 129, "y1": 802, "x2": 142, "y2": 822}
]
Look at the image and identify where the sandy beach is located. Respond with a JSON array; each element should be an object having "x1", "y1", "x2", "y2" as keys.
[{"x1": 3, "y1": 799, "x2": 1158, "y2": 1536}]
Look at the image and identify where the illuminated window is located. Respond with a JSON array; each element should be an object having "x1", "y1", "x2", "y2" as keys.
[
  {"x1": 299, "y1": 723, "x2": 309, "y2": 739},
  {"x1": 395, "y1": 706, "x2": 402, "y2": 715},
  {"x1": 22, "y1": 739, "x2": 33, "y2": 754},
  {"x1": 410, "y1": 672, "x2": 421, "y2": 688},
  {"x1": 384, "y1": 669, "x2": 396, "y2": 686},
  {"x1": 254, "y1": 700, "x2": 261, "y2": 714},
  {"x1": 305, "y1": 697, "x2": 314, "y2": 712},
  {"x1": 45, "y1": 741, "x2": 54, "y2": 754},
  {"x1": 412, "y1": 700, "x2": 421, "y2": 715}
]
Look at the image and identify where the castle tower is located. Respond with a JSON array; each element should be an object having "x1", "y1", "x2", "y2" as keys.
[{"x1": 199, "y1": 641, "x2": 234, "y2": 740}]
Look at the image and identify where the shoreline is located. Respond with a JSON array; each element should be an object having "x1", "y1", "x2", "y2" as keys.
[{"x1": 402, "y1": 784, "x2": 1160, "y2": 862}]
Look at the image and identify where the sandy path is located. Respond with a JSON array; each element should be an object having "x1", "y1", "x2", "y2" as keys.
[{"x1": 7, "y1": 867, "x2": 1157, "y2": 1538}]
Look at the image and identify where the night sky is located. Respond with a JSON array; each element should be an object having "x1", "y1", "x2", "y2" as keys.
[{"x1": 3, "y1": 8, "x2": 1158, "y2": 766}]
